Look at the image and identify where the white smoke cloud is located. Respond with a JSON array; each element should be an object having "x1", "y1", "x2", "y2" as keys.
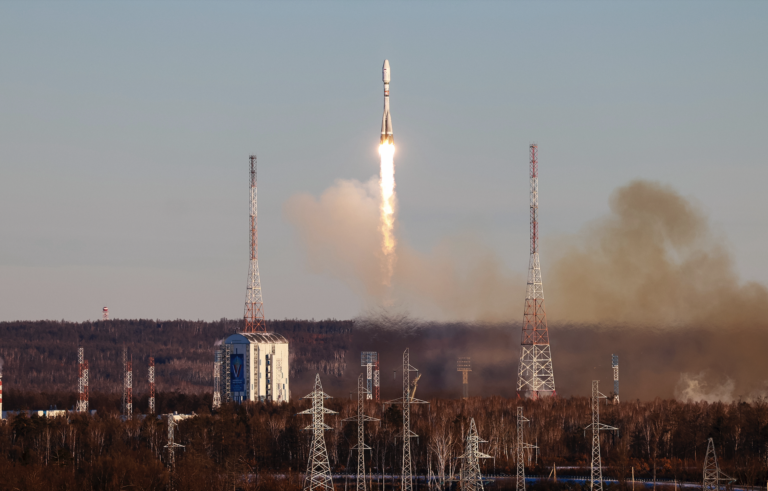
[{"x1": 674, "y1": 371, "x2": 735, "y2": 403}]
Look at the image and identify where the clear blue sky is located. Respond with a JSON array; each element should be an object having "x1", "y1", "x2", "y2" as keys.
[{"x1": 1, "y1": 1, "x2": 766, "y2": 321}]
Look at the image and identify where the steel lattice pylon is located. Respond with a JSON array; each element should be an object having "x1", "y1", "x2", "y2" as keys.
[
  {"x1": 517, "y1": 144, "x2": 556, "y2": 399},
  {"x1": 344, "y1": 374, "x2": 379, "y2": 491},
  {"x1": 149, "y1": 356, "x2": 156, "y2": 414},
  {"x1": 300, "y1": 374, "x2": 337, "y2": 491},
  {"x1": 212, "y1": 348, "x2": 222, "y2": 410},
  {"x1": 612, "y1": 355, "x2": 619, "y2": 404},
  {"x1": 515, "y1": 407, "x2": 538, "y2": 491},
  {"x1": 703, "y1": 438, "x2": 735, "y2": 491},
  {"x1": 122, "y1": 348, "x2": 133, "y2": 419},
  {"x1": 385, "y1": 348, "x2": 428, "y2": 491},
  {"x1": 584, "y1": 381, "x2": 618, "y2": 491},
  {"x1": 458, "y1": 418, "x2": 493, "y2": 491},
  {"x1": 244, "y1": 155, "x2": 266, "y2": 333},
  {"x1": 165, "y1": 416, "x2": 185, "y2": 491},
  {"x1": 77, "y1": 347, "x2": 89, "y2": 412}
]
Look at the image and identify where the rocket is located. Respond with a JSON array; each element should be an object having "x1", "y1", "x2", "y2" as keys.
[{"x1": 380, "y1": 59, "x2": 393, "y2": 144}]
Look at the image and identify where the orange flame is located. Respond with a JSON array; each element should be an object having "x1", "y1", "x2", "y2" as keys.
[{"x1": 379, "y1": 142, "x2": 396, "y2": 287}]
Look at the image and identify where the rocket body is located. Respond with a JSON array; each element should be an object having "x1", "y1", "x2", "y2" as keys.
[{"x1": 381, "y1": 59, "x2": 394, "y2": 144}]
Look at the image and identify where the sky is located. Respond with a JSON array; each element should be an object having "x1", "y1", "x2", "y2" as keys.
[{"x1": 1, "y1": 1, "x2": 766, "y2": 322}]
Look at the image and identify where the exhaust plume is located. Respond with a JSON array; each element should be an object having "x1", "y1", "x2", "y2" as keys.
[{"x1": 379, "y1": 143, "x2": 397, "y2": 290}]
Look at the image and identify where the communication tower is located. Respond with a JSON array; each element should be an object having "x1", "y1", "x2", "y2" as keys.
[
  {"x1": 517, "y1": 144, "x2": 556, "y2": 398},
  {"x1": 148, "y1": 356, "x2": 156, "y2": 414},
  {"x1": 457, "y1": 357, "x2": 471, "y2": 399},
  {"x1": 299, "y1": 374, "x2": 337, "y2": 491},
  {"x1": 244, "y1": 155, "x2": 265, "y2": 333},
  {"x1": 344, "y1": 374, "x2": 379, "y2": 491},
  {"x1": 515, "y1": 407, "x2": 538, "y2": 491},
  {"x1": 361, "y1": 352, "x2": 380, "y2": 401},
  {"x1": 102, "y1": 307, "x2": 109, "y2": 320},
  {"x1": 585, "y1": 381, "x2": 618, "y2": 491},
  {"x1": 612, "y1": 354, "x2": 619, "y2": 404},
  {"x1": 385, "y1": 348, "x2": 428, "y2": 491},
  {"x1": 458, "y1": 418, "x2": 493, "y2": 491}
]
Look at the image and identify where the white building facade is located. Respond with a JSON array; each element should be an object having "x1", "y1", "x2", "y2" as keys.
[{"x1": 218, "y1": 332, "x2": 290, "y2": 403}]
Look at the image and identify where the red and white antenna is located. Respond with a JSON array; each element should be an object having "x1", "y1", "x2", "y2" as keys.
[
  {"x1": 102, "y1": 307, "x2": 109, "y2": 321},
  {"x1": 516, "y1": 144, "x2": 556, "y2": 398},
  {"x1": 244, "y1": 155, "x2": 265, "y2": 333}
]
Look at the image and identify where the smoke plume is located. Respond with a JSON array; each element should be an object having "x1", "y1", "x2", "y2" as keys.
[{"x1": 286, "y1": 178, "x2": 768, "y2": 400}]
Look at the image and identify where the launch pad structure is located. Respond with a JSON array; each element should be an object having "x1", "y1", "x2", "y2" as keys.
[{"x1": 517, "y1": 144, "x2": 556, "y2": 399}]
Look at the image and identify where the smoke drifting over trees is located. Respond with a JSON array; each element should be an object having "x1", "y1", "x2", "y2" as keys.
[{"x1": 286, "y1": 178, "x2": 768, "y2": 401}]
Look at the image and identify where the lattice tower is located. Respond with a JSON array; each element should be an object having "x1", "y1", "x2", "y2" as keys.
[
  {"x1": 77, "y1": 347, "x2": 86, "y2": 412},
  {"x1": 703, "y1": 438, "x2": 734, "y2": 491},
  {"x1": 457, "y1": 357, "x2": 471, "y2": 399},
  {"x1": 361, "y1": 352, "x2": 379, "y2": 401},
  {"x1": 459, "y1": 418, "x2": 493, "y2": 491},
  {"x1": 299, "y1": 374, "x2": 337, "y2": 491},
  {"x1": 148, "y1": 356, "x2": 156, "y2": 414},
  {"x1": 612, "y1": 355, "x2": 619, "y2": 404},
  {"x1": 244, "y1": 155, "x2": 265, "y2": 333},
  {"x1": 165, "y1": 416, "x2": 185, "y2": 491},
  {"x1": 385, "y1": 348, "x2": 428, "y2": 491},
  {"x1": 122, "y1": 347, "x2": 127, "y2": 415},
  {"x1": 517, "y1": 144, "x2": 556, "y2": 398},
  {"x1": 344, "y1": 373, "x2": 379, "y2": 491},
  {"x1": 212, "y1": 348, "x2": 222, "y2": 410},
  {"x1": 515, "y1": 407, "x2": 538, "y2": 491},
  {"x1": 125, "y1": 355, "x2": 133, "y2": 419},
  {"x1": 585, "y1": 381, "x2": 618, "y2": 491},
  {"x1": 83, "y1": 360, "x2": 89, "y2": 412}
]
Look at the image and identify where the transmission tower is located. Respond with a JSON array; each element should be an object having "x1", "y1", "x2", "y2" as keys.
[
  {"x1": 612, "y1": 354, "x2": 619, "y2": 404},
  {"x1": 212, "y1": 348, "x2": 222, "y2": 410},
  {"x1": 361, "y1": 352, "x2": 380, "y2": 401},
  {"x1": 299, "y1": 374, "x2": 337, "y2": 491},
  {"x1": 165, "y1": 416, "x2": 185, "y2": 491},
  {"x1": 703, "y1": 438, "x2": 735, "y2": 491},
  {"x1": 123, "y1": 349, "x2": 132, "y2": 419},
  {"x1": 458, "y1": 418, "x2": 493, "y2": 491},
  {"x1": 515, "y1": 407, "x2": 538, "y2": 491},
  {"x1": 457, "y1": 357, "x2": 471, "y2": 399},
  {"x1": 344, "y1": 374, "x2": 379, "y2": 491},
  {"x1": 244, "y1": 155, "x2": 265, "y2": 333},
  {"x1": 77, "y1": 347, "x2": 89, "y2": 412},
  {"x1": 517, "y1": 144, "x2": 556, "y2": 399},
  {"x1": 148, "y1": 356, "x2": 156, "y2": 414},
  {"x1": 585, "y1": 381, "x2": 618, "y2": 491},
  {"x1": 385, "y1": 348, "x2": 428, "y2": 491}
]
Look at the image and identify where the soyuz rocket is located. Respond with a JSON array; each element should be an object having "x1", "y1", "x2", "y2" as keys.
[{"x1": 380, "y1": 59, "x2": 394, "y2": 144}]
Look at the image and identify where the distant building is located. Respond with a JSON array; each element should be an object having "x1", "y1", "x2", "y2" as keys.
[{"x1": 217, "y1": 332, "x2": 290, "y2": 403}]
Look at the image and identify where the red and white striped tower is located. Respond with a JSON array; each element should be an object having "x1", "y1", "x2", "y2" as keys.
[
  {"x1": 102, "y1": 307, "x2": 109, "y2": 321},
  {"x1": 516, "y1": 144, "x2": 556, "y2": 399},
  {"x1": 244, "y1": 155, "x2": 265, "y2": 333},
  {"x1": 148, "y1": 357, "x2": 156, "y2": 414}
]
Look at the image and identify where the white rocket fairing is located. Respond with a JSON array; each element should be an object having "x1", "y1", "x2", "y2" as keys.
[{"x1": 381, "y1": 59, "x2": 393, "y2": 144}]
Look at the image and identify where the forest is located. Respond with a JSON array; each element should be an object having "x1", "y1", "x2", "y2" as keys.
[{"x1": 1, "y1": 394, "x2": 766, "y2": 490}]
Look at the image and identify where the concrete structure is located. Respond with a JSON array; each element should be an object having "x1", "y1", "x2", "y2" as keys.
[{"x1": 218, "y1": 332, "x2": 290, "y2": 403}]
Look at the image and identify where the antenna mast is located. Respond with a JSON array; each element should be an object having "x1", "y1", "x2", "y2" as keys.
[
  {"x1": 612, "y1": 354, "x2": 619, "y2": 404},
  {"x1": 457, "y1": 357, "x2": 471, "y2": 399},
  {"x1": 244, "y1": 155, "x2": 265, "y2": 333},
  {"x1": 517, "y1": 144, "x2": 556, "y2": 398}
]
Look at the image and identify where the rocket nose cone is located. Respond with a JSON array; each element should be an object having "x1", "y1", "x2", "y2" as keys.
[{"x1": 382, "y1": 59, "x2": 391, "y2": 83}]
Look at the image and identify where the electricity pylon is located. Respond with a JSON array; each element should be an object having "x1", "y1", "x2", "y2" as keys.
[
  {"x1": 165, "y1": 416, "x2": 185, "y2": 491},
  {"x1": 458, "y1": 418, "x2": 493, "y2": 491},
  {"x1": 516, "y1": 407, "x2": 538, "y2": 491},
  {"x1": 385, "y1": 348, "x2": 428, "y2": 491},
  {"x1": 344, "y1": 374, "x2": 379, "y2": 491},
  {"x1": 584, "y1": 381, "x2": 618, "y2": 491},
  {"x1": 703, "y1": 438, "x2": 735, "y2": 491},
  {"x1": 299, "y1": 374, "x2": 337, "y2": 491}
]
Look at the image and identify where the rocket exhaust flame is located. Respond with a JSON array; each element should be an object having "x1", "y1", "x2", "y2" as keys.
[{"x1": 379, "y1": 142, "x2": 396, "y2": 286}]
